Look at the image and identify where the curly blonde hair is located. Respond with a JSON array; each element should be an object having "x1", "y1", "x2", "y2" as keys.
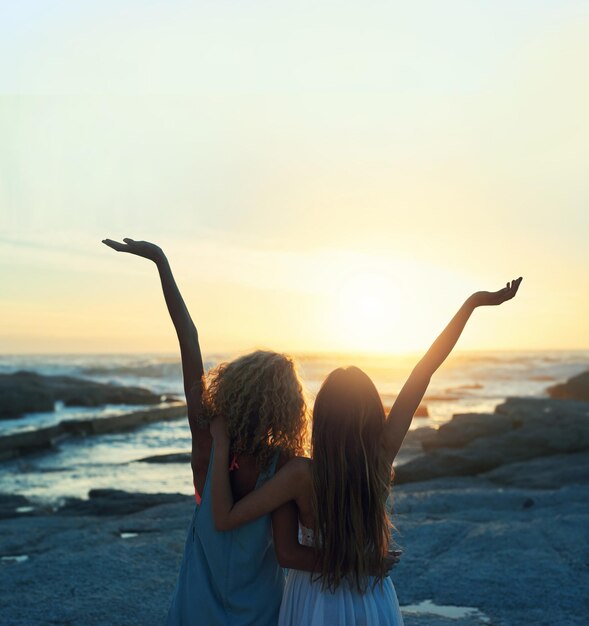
[{"x1": 201, "y1": 350, "x2": 308, "y2": 469}]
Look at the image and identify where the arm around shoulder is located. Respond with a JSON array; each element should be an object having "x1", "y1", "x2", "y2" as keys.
[{"x1": 211, "y1": 422, "x2": 307, "y2": 531}]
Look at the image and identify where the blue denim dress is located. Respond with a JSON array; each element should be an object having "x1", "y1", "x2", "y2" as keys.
[{"x1": 166, "y1": 445, "x2": 284, "y2": 625}]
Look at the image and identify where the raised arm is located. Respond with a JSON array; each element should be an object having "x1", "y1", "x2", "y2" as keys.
[
  {"x1": 382, "y1": 277, "x2": 523, "y2": 461},
  {"x1": 102, "y1": 238, "x2": 205, "y2": 434}
]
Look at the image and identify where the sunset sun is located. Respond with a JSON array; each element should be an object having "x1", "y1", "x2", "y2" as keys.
[{"x1": 333, "y1": 272, "x2": 402, "y2": 352}]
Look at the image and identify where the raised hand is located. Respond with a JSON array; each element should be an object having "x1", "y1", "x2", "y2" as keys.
[
  {"x1": 102, "y1": 237, "x2": 164, "y2": 263},
  {"x1": 470, "y1": 277, "x2": 523, "y2": 307},
  {"x1": 384, "y1": 275, "x2": 522, "y2": 462},
  {"x1": 101, "y1": 236, "x2": 205, "y2": 436}
]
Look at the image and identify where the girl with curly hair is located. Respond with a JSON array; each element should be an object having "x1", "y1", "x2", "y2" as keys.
[
  {"x1": 210, "y1": 277, "x2": 522, "y2": 625},
  {"x1": 102, "y1": 238, "x2": 317, "y2": 626}
]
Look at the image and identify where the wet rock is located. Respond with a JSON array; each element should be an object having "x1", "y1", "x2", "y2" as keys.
[
  {"x1": 0, "y1": 385, "x2": 54, "y2": 418},
  {"x1": 0, "y1": 493, "x2": 31, "y2": 520},
  {"x1": 0, "y1": 424, "x2": 64, "y2": 461},
  {"x1": 58, "y1": 489, "x2": 192, "y2": 516},
  {"x1": 0, "y1": 371, "x2": 163, "y2": 419},
  {"x1": 60, "y1": 404, "x2": 187, "y2": 436},
  {"x1": 547, "y1": 370, "x2": 589, "y2": 402},
  {"x1": 0, "y1": 404, "x2": 187, "y2": 459},
  {"x1": 134, "y1": 452, "x2": 191, "y2": 464}
]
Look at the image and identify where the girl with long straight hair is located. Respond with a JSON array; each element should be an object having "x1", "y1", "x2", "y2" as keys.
[{"x1": 210, "y1": 277, "x2": 522, "y2": 625}]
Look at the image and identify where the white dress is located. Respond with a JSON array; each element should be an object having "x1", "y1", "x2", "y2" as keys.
[{"x1": 278, "y1": 525, "x2": 404, "y2": 626}]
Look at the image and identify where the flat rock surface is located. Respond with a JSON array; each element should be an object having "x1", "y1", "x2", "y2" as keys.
[
  {"x1": 2, "y1": 394, "x2": 588, "y2": 624},
  {"x1": 1, "y1": 451, "x2": 588, "y2": 626}
]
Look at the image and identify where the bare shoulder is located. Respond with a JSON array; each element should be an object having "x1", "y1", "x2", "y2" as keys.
[
  {"x1": 276, "y1": 454, "x2": 312, "y2": 481},
  {"x1": 272, "y1": 455, "x2": 312, "y2": 508},
  {"x1": 277, "y1": 451, "x2": 311, "y2": 469},
  {"x1": 287, "y1": 456, "x2": 313, "y2": 490}
]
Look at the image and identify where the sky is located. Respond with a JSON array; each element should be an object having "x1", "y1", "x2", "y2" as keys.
[{"x1": 0, "y1": 1, "x2": 588, "y2": 354}]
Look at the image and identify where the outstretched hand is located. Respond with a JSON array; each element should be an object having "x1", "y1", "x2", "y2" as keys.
[
  {"x1": 101, "y1": 237, "x2": 164, "y2": 263},
  {"x1": 470, "y1": 277, "x2": 523, "y2": 307}
]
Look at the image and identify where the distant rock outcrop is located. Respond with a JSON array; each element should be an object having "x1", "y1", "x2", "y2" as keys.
[
  {"x1": 395, "y1": 397, "x2": 589, "y2": 484},
  {"x1": 547, "y1": 370, "x2": 589, "y2": 402},
  {"x1": 0, "y1": 371, "x2": 164, "y2": 419}
]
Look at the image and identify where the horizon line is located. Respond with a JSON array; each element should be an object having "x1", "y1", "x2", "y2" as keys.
[{"x1": 1, "y1": 347, "x2": 588, "y2": 358}]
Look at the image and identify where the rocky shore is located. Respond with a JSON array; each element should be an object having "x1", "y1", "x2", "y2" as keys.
[
  {"x1": 0, "y1": 371, "x2": 186, "y2": 461},
  {"x1": 1, "y1": 453, "x2": 586, "y2": 625},
  {"x1": 395, "y1": 396, "x2": 589, "y2": 485},
  {"x1": 0, "y1": 371, "x2": 173, "y2": 419},
  {"x1": 1, "y1": 371, "x2": 588, "y2": 625},
  {"x1": 0, "y1": 403, "x2": 188, "y2": 461}
]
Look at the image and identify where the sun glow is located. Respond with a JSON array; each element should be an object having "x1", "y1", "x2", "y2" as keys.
[
  {"x1": 310, "y1": 253, "x2": 484, "y2": 355},
  {"x1": 332, "y1": 272, "x2": 402, "y2": 353}
]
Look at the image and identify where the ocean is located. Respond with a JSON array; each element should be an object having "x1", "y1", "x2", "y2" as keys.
[{"x1": 1, "y1": 350, "x2": 587, "y2": 504}]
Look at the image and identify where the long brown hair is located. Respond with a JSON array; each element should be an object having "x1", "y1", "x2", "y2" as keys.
[
  {"x1": 311, "y1": 366, "x2": 392, "y2": 592},
  {"x1": 202, "y1": 350, "x2": 308, "y2": 469}
]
